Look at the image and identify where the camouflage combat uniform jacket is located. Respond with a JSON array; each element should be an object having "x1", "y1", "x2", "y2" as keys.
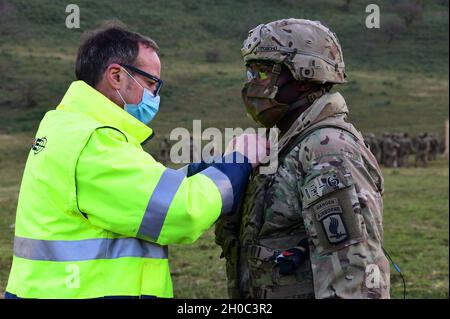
[{"x1": 215, "y1": 92, "x2": 390, "y2": 299}]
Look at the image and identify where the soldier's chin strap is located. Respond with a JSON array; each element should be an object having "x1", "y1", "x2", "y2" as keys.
[
  {"x1": 382, "y1": 246, "x2": 406, "y2": 299},
  {"x1": 287, "y1": 86, "x2": 330, "y2": 111}
]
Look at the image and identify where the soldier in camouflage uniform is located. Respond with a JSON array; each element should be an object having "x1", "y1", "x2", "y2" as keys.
[
  {"x1": 428, "y1": 132, "x2": 439, "y2": 161},
  {"x1": 394, "y1": 133, "x2": 412, "y2": 167},
  {"x1": 365, "y1": 133, "x2": 382, "y2": 164},
  {"x1": 415, "y1": 133, "x2": 430, "y2": 167},
  {"x1": 159, "y1": 136, "x2": 171, "y2": 165},
  {"x1": 378, "y1": 133, "x2": 386, "y2": 166},
  {"x1": 215, "y1": 18, "x2": 390, "y2": 299},
  {"x1": 381, "y1": 133, "x2": 399, "y2": 168}
]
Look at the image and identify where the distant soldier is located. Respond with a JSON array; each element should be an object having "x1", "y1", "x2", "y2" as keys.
[
  {"x1": 445, "y1": 120, "x2": 449, "y2": 159},
  {"x1": 382, "y1": 133, "x2": 399, "y2": 167},
  {"x1": 159, "y1": 136, "x2": 171, "y2": 164},
  {"x1": 189, "y1": 135, "x2": 201, "y2": 162},
  {"x1": 428, "y1": 133, "x2": 439, "y2": 161},
  {"x1": 397, "y1": 133, "x2": 413, "y2": 167},
  {"x1": 391, "y1": 133, "x2": 400, "y2": 165},
  {"x1": 439, "y1": 134, "x2": 446, "y2": 156},
  {"x1": 365, "y1": 133, "x2": 382, "y2": 163},
  {"x1": 379, "y1": 133, "x2": 386, "y2": 166},
  {"x1": 415, "y1": 133, "x2": 430, "y2": 167}
]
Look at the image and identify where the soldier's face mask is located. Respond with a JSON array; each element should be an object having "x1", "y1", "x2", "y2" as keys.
[{"x1": 242, "y1": 63, "x2": 290, "y2": 128}]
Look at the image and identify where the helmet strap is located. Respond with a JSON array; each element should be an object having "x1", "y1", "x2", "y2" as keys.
[
  {"x1": 288, "y1": 86, "x2": 329, "y2": 110},
  {"x1": 276, "y1": 86, "x2": 330, "y2": 134}
]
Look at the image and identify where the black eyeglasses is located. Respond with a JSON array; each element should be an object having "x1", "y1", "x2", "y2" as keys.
[{"x1": 119, "y1": 64, "x2": 164, "y2": 96}]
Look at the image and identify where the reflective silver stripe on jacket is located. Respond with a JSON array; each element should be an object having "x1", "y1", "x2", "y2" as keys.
[
  {"x1": 14, "y1": 236, "x2": 168, "y2": 262},
  {"x1": 200, "y1": 166, "x2": 234, "y2": 215},
  {"x1": 138, "y1": 168, "x2": 185, "y2": 241}
]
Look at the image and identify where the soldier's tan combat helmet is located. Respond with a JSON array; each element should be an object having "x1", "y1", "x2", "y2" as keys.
[{"x1": 242, "y1": 18, "x2": 346, "y2": 84}]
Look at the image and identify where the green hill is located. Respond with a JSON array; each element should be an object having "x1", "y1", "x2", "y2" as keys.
[
  {"x1": 0, "y1": 0, "x2": 448, "y2": 150},
  {"x1": 0, "y1": 0, "x2": 448, "y2": 299}
]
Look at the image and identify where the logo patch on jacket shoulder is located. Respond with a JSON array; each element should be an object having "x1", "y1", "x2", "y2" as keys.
[
  {"x1": 301, "y1": 171, "x2": 346, "y2": 207},
  {"x1": 313, "y1": 198, "x2": 348, "y2": 244},
  {"x1": 32, "y1": 137, "x2": 47, "y2": 154}
]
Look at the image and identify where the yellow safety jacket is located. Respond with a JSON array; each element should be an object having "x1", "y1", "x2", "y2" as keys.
[{"x1": 6, "y1": 81, "x2": 251, "y2": 298}]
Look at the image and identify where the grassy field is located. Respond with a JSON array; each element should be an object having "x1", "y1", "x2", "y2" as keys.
[
  {"x1": 170, "y1": 158, "x2": 450, "y2": 299},
  {"x1": 1, "y1": 0, "x2": 448, "y2": 138},
  {"x1": 0, "y1": 134, "x2": 448, "y2": 298},
  {"x1": 0, "y1": 0, "x2": 448, "y2": 299}
]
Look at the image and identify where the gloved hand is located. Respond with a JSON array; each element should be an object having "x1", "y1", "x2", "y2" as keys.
[
  {"x1": 273, "y1": 248, "x2": 306, "y2": 275},
  {"x1": 273, "y1": 239, "x2": 309, "y2": 275}
]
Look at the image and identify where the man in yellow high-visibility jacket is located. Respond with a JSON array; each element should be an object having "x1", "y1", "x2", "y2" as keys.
[{"x1": 5, "y1": 24, "x2": 267, "y2": 299}]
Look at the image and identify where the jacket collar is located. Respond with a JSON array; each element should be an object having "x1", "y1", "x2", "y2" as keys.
[
  {"x1": 295, "y1": 92, "x2": 349, "y2": 131},
  {"x1": 56, "y1": 81, "x2": 153, "y2": 144},
  {"x1": 277, "y1": 92, "x2": 349, "y2": 152}
]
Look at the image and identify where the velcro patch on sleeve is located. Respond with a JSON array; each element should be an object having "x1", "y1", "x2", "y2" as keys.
[
  {"x1": 301, "y1": 169, "x2": 352, "y2": 208},
  {"x1": 313, "y1": 198, "x2": 342, "y2": 221},
  {"x1": 313, "y1": 198, "x2": 349, "y2": 245},
  {"x1": 302, "y1": 185, "x2": 366, "y2": 255}
]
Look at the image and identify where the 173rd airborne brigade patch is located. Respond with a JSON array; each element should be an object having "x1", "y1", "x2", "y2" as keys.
[
  {"x1": 301, "y1": 168, "x2": 364, "y2": 253},
  {"x1": 313, "y1": 198, "x2": 349, "y2": 244}
]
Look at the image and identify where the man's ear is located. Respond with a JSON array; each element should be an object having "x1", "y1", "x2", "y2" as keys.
[{"x1": 105, "y1": 63, "x2": 123, "y2": 91}]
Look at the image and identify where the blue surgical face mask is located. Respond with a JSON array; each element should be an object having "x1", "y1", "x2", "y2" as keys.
[{"x1": 116, "y1": 69, "x2": 160, "y2": 124}]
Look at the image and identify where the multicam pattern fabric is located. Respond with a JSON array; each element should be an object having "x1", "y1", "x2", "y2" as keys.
[
  {"x1": 241, "y1": 18, "x2": 346, "y2": 84},
  {"x1": 216, "y1": 92, "x2": 390, "y2": 299}
]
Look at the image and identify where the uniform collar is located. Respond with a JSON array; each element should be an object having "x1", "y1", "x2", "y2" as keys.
[
  {"x1": 277, "y1": 92, "x2": 349, "y2": 152},
  {"x1": 56, "y1": 81, "x2": 153, "y2": 144},
  {"x1": 281, "y1": 92, "x2": 349, "y2": 135},
  {"x1": 297, "y1": 92, "x2": 349, "y2": 130}
]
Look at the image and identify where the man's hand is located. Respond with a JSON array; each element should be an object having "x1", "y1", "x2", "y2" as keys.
[{"x1": 225, "y1": 133, "x2": 269, "y2": 168}]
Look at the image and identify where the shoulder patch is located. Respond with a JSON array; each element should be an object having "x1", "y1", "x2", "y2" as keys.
[
  {"x1": 301, "y1": 170, "x2": 348, "y2": 207},
  {"x1": 313, "y1": 198, "x2": 342, "y2": 221},
  {"x1": 322, "y1": 214, "x2": 348, "y2": 244},
  {"x1": 313, "y1": 198, "x2": 348, "y2": 244}
]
